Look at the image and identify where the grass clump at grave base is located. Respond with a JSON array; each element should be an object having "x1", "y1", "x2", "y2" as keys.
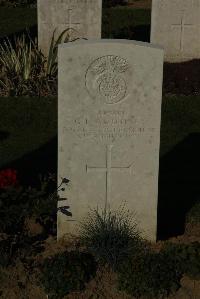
[
  {"x1": 39, "y1": 250, "x2": 98, "y2": 299},
  {"x1": 77, "y1": 201, "x2": 148, "y2": 272}
]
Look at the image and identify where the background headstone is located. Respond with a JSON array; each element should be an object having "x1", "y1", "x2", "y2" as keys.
[
  {"x1": 151, "y1": 0, "x2": 200, "y2": 62},
  {"x1": 37, "y1": 0, "x2": 102, "y2": 57},
  {"x1": 58, "y1": 39, "x2": 164, "y2": 242}
]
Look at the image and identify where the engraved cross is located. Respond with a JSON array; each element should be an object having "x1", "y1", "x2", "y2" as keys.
[
  {"x1": 86, "y1": 145, "x2": 133, "y2": 212},
  {"x1": 65, "y1": 8, "x2": 81, "y2": 29},
  {"x1": 171, "y1": 10, "x2": 195, "y2": 52}
]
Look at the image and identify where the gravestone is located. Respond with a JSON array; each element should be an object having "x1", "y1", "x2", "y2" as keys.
[
  {"x1": 37, "y1": 0, "x2": 102, "y2": 57},
  {"x1": 57, "y1": 39, "x2": 164, "y2": 242},
  {"x1": 151, "y1": 0, "x2": 200, "y2": 62}
]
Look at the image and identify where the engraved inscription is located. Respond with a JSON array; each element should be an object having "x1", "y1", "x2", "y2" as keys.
[
  {"x1": 86, "y1": 145, "x2": 133, "y2": 211},
  {"x1": 64, "y1": 110, "x2": 156, "y2": 142},
  {"x1": 85, "y1": 55, "x2": 129, "y2": 104}
]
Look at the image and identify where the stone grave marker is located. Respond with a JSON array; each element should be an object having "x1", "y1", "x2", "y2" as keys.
[
  {"x1": 37, "y1": 0, "x2": 102, "y2": 57},
  {"x1": 57, "y1": 39, "x2": 164, "y2": 242},
  {"x1": 151, "y1": 0, "x2": 200, "y2": 62}
]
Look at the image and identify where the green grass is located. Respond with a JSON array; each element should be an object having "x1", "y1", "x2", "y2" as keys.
[
  {"x1": 1, "y1": 95, "x2": 200, "y2": 167},
  {"x1": 0, "y1": 5, "x2": 151, "y2": 167},
  {"x1": 0, "y1": 7, "x2": 150, "y2": 39},
  {"x1": 160, "y1": 95, "x2": 200, "y2": 156},
  {"x1": 0, "y1": 96, "x2": 57, "y2": 167},
  {"x1": 0, "y1": 7, "x2": 37, "y2": 38},
  {"x1": 0, "y1": 6, "x2": 200, "y2": 168},
  {"x1": 102, "y1": 8, "x2": 151, "y2": 38}
]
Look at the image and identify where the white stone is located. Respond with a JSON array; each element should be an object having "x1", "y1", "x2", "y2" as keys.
[
  {"x1": 57, "y1": 39, "x2": 164, "y2": 242},
  {"x1": 37, "y1": 0, "x2": 102, "y2": 57},
  {"x1": 151, "y1": 0, "x2": 200, "y2": 62}
]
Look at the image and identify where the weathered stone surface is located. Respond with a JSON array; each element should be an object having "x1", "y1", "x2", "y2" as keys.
[
  {"x1": 151, "y1": 0, "x2": 200, "y2": 62},
  {"x1": 37, "y1": 0, "x2": 102, "y2": 57},
  {"x1": 57, "y1": 39, "x2": 164, "y2": 242}
]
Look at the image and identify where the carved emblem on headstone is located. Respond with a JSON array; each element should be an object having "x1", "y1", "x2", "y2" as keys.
[{"x1": 85, "y1": 55, "x2": 129, "y2": 104}]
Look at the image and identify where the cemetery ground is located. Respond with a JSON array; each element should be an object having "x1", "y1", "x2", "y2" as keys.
[{"x1": 0, "y1": 1, "x2": 200, "y2": 298}]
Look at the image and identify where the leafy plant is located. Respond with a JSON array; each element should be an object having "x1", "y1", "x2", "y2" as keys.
[
  {"x1": 0, "y1": 172, "x2": 70, "y2": 235},
  {"x1": 186, "y1": 200, "x2": 200, "y2": 225},
  {"x1": 0, "y1": 27, "x2": 84, "y2": 96},
  {"x1": 44, "y1": 28, "x2": 69, "y2": 78},
  {"x1": 0, "y1": 31, "x2": 47, "y2": 96},
  {"x1": 40, "y1": 250, "x2": 97, "y2": 299},
  {"x1": 77, "y1": 201, "x2": 146, "y2": 272},
  {"x1": 117, "y1": 249, "x2": 182, "y2": 298},
  {"x1": 161, "y1": 242, "x2": 200, "y2": 280},
  {"x1": 0, "y1": 236, "x2": 14, "y2": 267}
]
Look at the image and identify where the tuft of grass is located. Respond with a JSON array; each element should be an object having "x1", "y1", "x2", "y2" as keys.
[{"x1": 77, "y1": 201, "x2": 147, "y2": 272}]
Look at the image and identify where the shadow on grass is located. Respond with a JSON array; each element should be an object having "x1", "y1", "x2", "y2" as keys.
[
  {"x1": 158, "y1": 133, "x2": 200, "y2": 240},
  {"x1": 132, "y1": 24, "x2": 150, "y2": 42},
  {"x1": 1, "y1": 133, "x2": 199, "y2": 241},
  {"x1": 0, "y1": 131, "x2": 10, "y2": 141},
  {"x1": 0, "y1": 24, "x2": 37, "y2": 46},
  {"x1": 0, "y1": 136, "x2": 57, "y2": 189},
  {"x1": 106, "y1": 24, "x2": 150, "y2": 42}
]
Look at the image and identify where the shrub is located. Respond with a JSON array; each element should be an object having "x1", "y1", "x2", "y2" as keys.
[
  {"x1": 186, "y1": 200, "x2": 200, "y2": 225},
  {"x1": 0, "y1": 237, "x2": 13, "y2": 267},
  {"x1": 161, "y1": 242, "x2": 200, "y2": 280},
  {"x1": 0, "y1": 28, "x2": 72, "y2": 97},
  {"x1": 117, "y1": 249, "x2": 182, "y2": 298},
  {"x1": 40, "y1": 250, "x2": 97, "y2": 299},
  {"x1": 77, "y1": 202, "x2": 147, "y2": 272},
  {"x1": 0, "y1": 172, "x2": 58, "y2": 235}
]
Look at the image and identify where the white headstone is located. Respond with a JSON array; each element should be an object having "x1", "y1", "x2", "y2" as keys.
[
  {"x1": 37, "y1": 0, "x2": 102, "y2": 57},
  {"x1": 151, "y1": 0, "x2": 200, "y2": 62},
  {"x1": 57, "y1": 39, "x2": 164, "y2": 242}
]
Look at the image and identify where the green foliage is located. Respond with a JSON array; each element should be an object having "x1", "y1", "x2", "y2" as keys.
[
  {"x1": 117, "y1": 241, "x2": 200, "y2": 298},
  {"x1": 0, "y1": 31, "x2": 47, "y2": 96},
  {"x1": 0, "y1": 28, "x2": 82, "y2": 96},
  {"x1": 77, "y1": 202, "x2": 146, "y2": 272},
  {"x1": 117, "y1": 249, "x2": 182, "y2": 298},
  {"x1": 0, "y1": 233, "x2": 45, "y2": 267},
  {"x1": 161, "y1": 242, "x2": 200, "y2": 280},
  {"x1": 40, "y1": 250, "x2": 97, "y2": 299},
  {"x1": 103, "y1": 0, "x2": 128, "y2": 8},
  {"x1": 0, "y1": 173, "x2": 58, "y2": 234}
]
